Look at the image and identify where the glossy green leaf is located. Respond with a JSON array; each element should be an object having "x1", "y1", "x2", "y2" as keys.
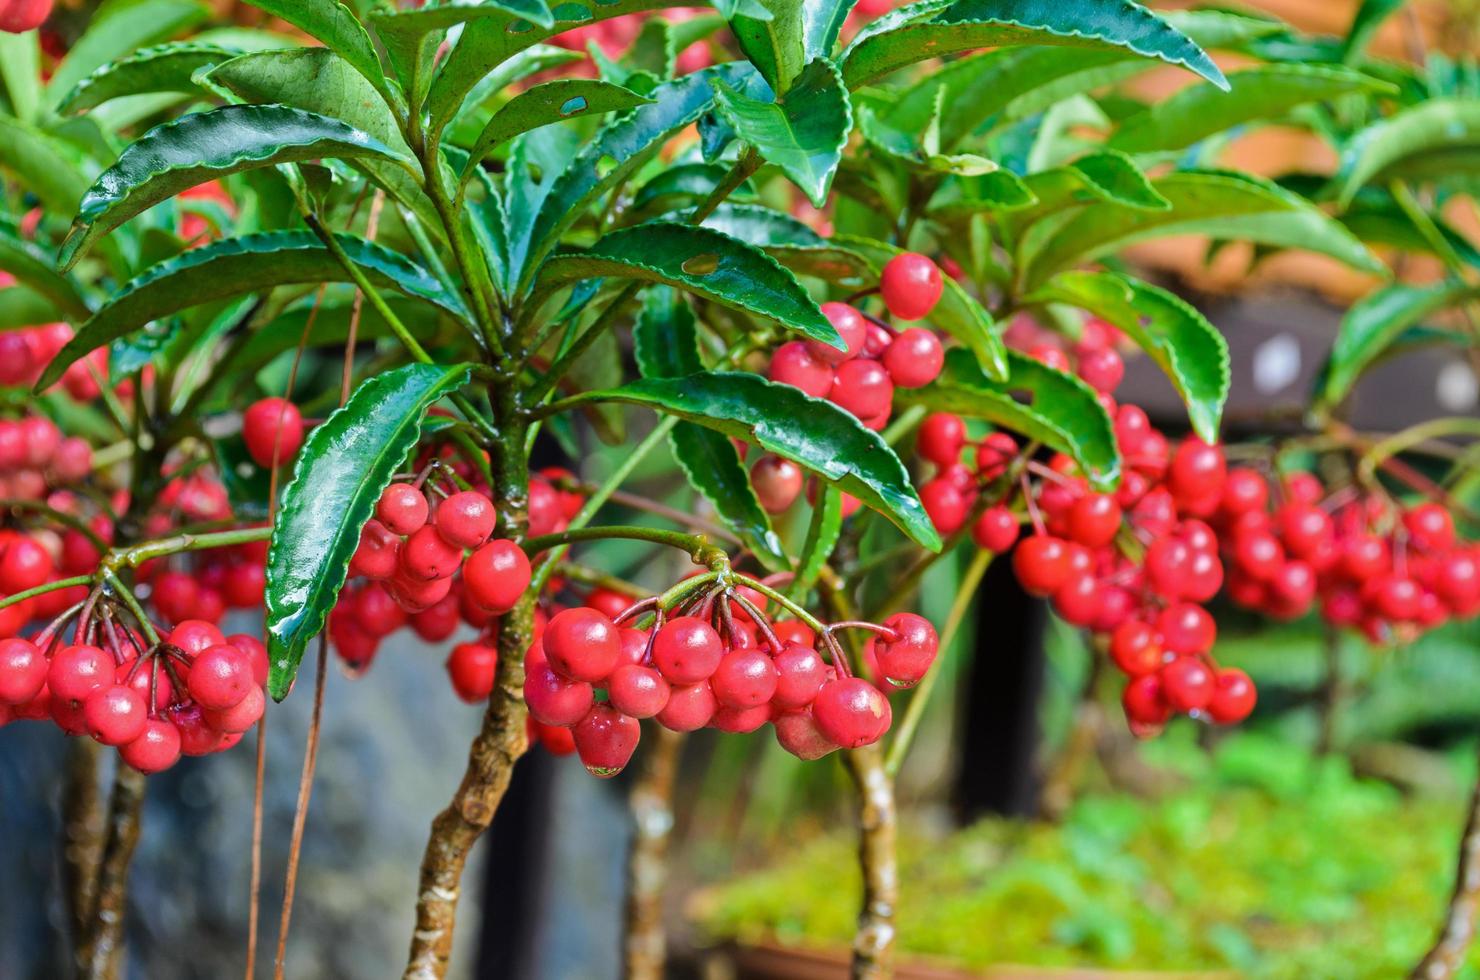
[
  {"x1": 1337, "y1": 99, "x2": 1480, "y2": 204},
  {"x1": 635, "y1": 286, "x2": 788, "y2": 570},
  {"x1": 39, "y1": 232, "x2": 469, "y2": 390},
  {"x1": 714, "y1": 58, "x2": 850, "y2": 207},
  {"x1": 902, "y1": 348, "x2": 1120, "y2": 490},
  {"x1": 582, "y1": 372, "x2": 941, "y2": 549},
  {"x1": 0, "y1": 229, "x2": 92, "y2": 321},
  {"x1": 462, "y1": 79, "x2": 652, "y2": 177},
  {"x1": 266, "y1": 362, "x2": 473, "y2": 698},
  {"x1": 791, "y1": 484, "x2": 841, "y2": 597},
  {"x1": 0, "y1": 116, "x2": 91, "y2": 217},
  {"x1": 238, "y1": 0, "x2": 388, "y2": 97},
  {"x1": 515, "y1": 62, "x2": 761, "y2": 286},
  {"x1": 1017, "y1": 170, "x2": 1385, "y2": 290},
  {"x1": 1109, "y1": 65, "x2": 1392, "y2": 155},
  {"x1": 1024, "y1": 271, "x2": 1229, "y2": 442},
  {"x1": 697, "y1": 202, "x2": 828, "y2": 247},
  {"x1": 44, "y1": 0, "x2": 209, "y2": 111},
  {"x1": 60, "y1": 105, "x2": 412, "y2": 270},
  {"x1": 840, "y1": 0, "x2": 1227, "y2": 91},
  {"x1": 1321, "y1": 280, "x2": 1480, "y2": 410},
  {"x1": 729, "y1": 0, "x2": 856, "y2": 94},
  {"x1": 534, "y1": 222, "x2": 842, "y2": 348},
  {"x1": 1340, "y1": 200, "x2": 1480, "y2": 270},
  {"x1": 835, "y1": 234, "x2": 1009, "y2": 381},
  {"x1": 59, "y1": 42, "x2": 235, "y2": 114},
  {"x1": 447, "y1": 44, "x2": 585, "y2": 143},
  {"x1": 634, "y1": 163, "x2": 757, "y2": 209}
]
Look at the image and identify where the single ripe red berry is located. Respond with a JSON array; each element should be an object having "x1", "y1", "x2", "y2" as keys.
[
  {"x1": 829, "y1": 358, "x2": 894, "y2": 419},
  {"x1": 524, "y1": 660, "x2": 594, "y2": 726},
  {"x1": 772, "y1": 621, "x2": 816, "y2": 649},
  {"x1": 120, "y1": 718, "x2": 182, "y2": 774},
  {"x1": 655, "y1": 681, "x2": 717, "y2": 732},
  {"x1": 48, "y1": 644, "x2": 112, "y2": 703},
  {"x1": 972, "y1": 506, "x2": 1019, "y2": 553},
  {"x1": 1067, "y1": 493, "x2": 1121, "y2": 548},
  {"x1": 607, "y1": 664, "x2": 670, "y2": 719},
  {"x1": 1276, "y1": 503, "x2": 1333, "y2": 560},
  {"x1": 242, "y1": 397, "x2": 304, "y2": 469},
  {"x1": 0, "y1": 0, "x2": 54, "y2": 34},
  {"x1": 435, "y1": 491, "x2": 496, "y2": 550},
  {"x1": 0, "y1": 534, "x2": 52, "y2": 594},
  {"x1": 1233, "y1": 528, "x2": 1284, "y2": 582},
  {"x1": 1167, "y1": 438, "x2": 1226, "y2": 505},
  {"x1": 651, "y1": 616, "x2": 725, "y2": 685},
  {"x1": 1052, "y1": 572, "x2": 1103, "y2": 627},
  {"x1": 917, "y1": 413, "x2": 965, "y2": 467},
  {"x1": 1012, "y1": 535, "x2": 1072, "y2": 597},
  {"x1": 376, "y1": 483, "x2": 429, "y2": 535},
  {"x1": 813, "y1": 677, "x2": 891, "y2": 748},
  {"x1": 750, "y1": 455, "x2": 804, "y2": 514},
  {"x1": 1404, "y1": 503, "x2": 1455, "y2": 551},
  {"x1": 170, "y1": 703, "x2": 225, "y2": 756},
  {"x1": 1122, "y1": 674, "x2": 1172, "y2": 728},
  {"x1": 808, "y1": 302, "x2": 868, "y2": 365},
  {"x1": 83, "y1": 685, "x2": 148, "y2": 746},
  {"x1": 1207, "y1": 668, "x2": 1256, "y2": 724},
  {"x1": 710, "y1": 648, "x2": 779, "y2": 708},
  {"x1": 977, "y1": 432, "x2": 1017, "y2": 481},
  {"x1": 445, "y1": 642, "x2": 498, "y2": 704},
  {"x1": 1109, "y1": 619, "x2": 1164, "y2": 677},
  {"x1": 882, "y1": 328, "x2": 944, "y2": 389},
  {"x1": 872, "y1": 613, "x2": 938, "y2": 688},
  {"x1": 712, "y1": 703, "x2": 771, "y2": 734},
  {"x1": 1076, "y1": 346, "x2": 1124, "y2": 394},
  {"x1": 1373, "y1": 574, "x2": 1421, "y2": 622},
  {"x1": 350, "y1": 520, "x2": 400, "y2": 580},
  {"x1": 573, "y1": 704, "x2": 641, "y2": 777},
  {"x1": 1157, "y1": 603, "x2": 1216, "y2": 655},
  {"x1": 0, "y1": 637, "x2": 47, "y2": 704},
  {"x1": 463, "y1": 539, "x2": 531, "y2": 614},
  {"x1": 400, "y1": 525, "x2": 464, "y2": 581},
  {"x1": 1159, "y1": 657, "x2": 1214, "y2": 712},
  {"x1": 203, "y1": 686, "x2": 266, "y2": 733},
  {"x1": 768, "y1": 340, "x2": 834, "y2": 398},
  {"x1": 880, "y1": 253, "x2": 943, "y2": 321},
  {"x1": 1339, "y1": 535, "x2": 1389, "y2": 580},
  {"x1": 772, "y1": 644, "x2": 826, "y2": 709},
  {"x1": 773, "y1": 709, "x2": 837, "y2": 760},
  {"x1": 543, "y1": 607, "x2": 620, "y2": 683},
  {"x1": 187, "y1": 643, "x2": 254, "y2": 710},
  {"x1": 920, "y1": 477, "x2": 969, "y2": 535}
]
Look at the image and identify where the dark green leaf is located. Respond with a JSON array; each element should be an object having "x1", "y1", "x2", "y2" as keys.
[
  {"x1": 1023, "y1": 271, "x2": 1229, "y2": 442},
  {"x1": 0, "y1": 115, "x2": 92, "y2": 216},
  {"x1": 266, "y1": 362, "x2": 473, "y2": 698},
  {"x1": 1109, "y1": 64, "x2": 1392, "y2": 154},
  {"x1": 840, "y1": 0, "x2": 1227, "y2": 91},
  {"x1": 729, "y1": 0, "x2": 856, "y2": 94},
  {"x1": 697, "y1": 202, "x2": 828, "y2": 247},
  {"x1": 45, "y1": 0, "x2": 210, "y2": 112},
  {"x1": 1337, "y1": 99, "x2": 1480, "y2": 204},
  {"x1": 0, "y1": 229, "x2": 92, "y2": 321},
  {"x1": 39, "y1": 232, "x2": 469, "y2": 390},
  {"x1": 232, "y1": 296, "x2": 448, "y2": 376},
  {"x1": 238, "y1": 0, "x2": 388, "y2": 97},
  {"x1": 461, "y1": 79, "x2": 652, "y2": 177},
  {"x1": 533, "y1": 222, "x2": 842, "y2": 348},
  {"x1": 1321, "y1": 280, "x2": 1480, "y2": 410},
  {"x1": 582, "y1": 371, "x2": 941, "y2": 549},
  {"x1": 714, "y1": 58, "x2": 850, "y2": 207},
  {"x1": 60, "y1": 105, "x2": 413, "y2": 270},
  {"x1": 634, "y1": 163, "x2": 757, "y2": 209},
  {"x1": 901, "y1": 348, "x2": 1120, "y2": 491},
  {"x1": 59, "y1": 42, "x2": 235, "y2": 114}
]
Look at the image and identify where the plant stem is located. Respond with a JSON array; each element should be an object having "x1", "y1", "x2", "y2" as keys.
[
  {"x1": 842, "y1": 743, "x2": 897, "y2": 980},
  {"x1": 0, "y1": 574, "x2": 91, "y2": 610},
  {"x1": 60, "y1": 740, "x2": 106, "y2": 943},
  {"x1": 77, "y1": 765, "x2": 146, "y2": 980},
  {"x1": 274, "y1": 636, "x2": 329, "y2": 980},
  {"x1": 883, "y1": 549, "x2": 992, "y2": 777},
  {"x1": 525, "y1": 524, "x2": 724, "y2": 564},
  {"x1": 623, "y1": 726, "x2": 684, "y2": 980},
  {"x1": 1412, "y1": 743, "x2": 1480, "y2": 980}
]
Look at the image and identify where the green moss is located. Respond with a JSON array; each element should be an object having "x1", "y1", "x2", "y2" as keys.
[{"x1": 689, "y1": 734, "x2": 1480, "y2": 978}]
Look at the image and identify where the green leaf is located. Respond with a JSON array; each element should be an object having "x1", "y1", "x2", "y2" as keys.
[
  {"x1": 1342, "y1": 0, "x2": 1405, "y2": 62},
  {"x1": 1109, "y1": 65, "x2": 1393, "y2": 155},
  {"x1": 1337, "y1": 99, "x2": 1480, "y2": 204},
  {"x1": 696, "y1": 202, "x2": 828, "y2": 246},
  {"x1": 38, "y1": 232, "x2": 469, "y2": 390},
  {"x1": 232, "y1": 296, "x2": 447, "y2": 376},
  {"x1": 902, "y1": 348, "x2": 1120, "y2": 491},
  {"x1": 237, "y1": 0, "x2": 389, "y2": 98},
  {"x1": 714, "y1": 58, "x2": 850, "y2": 207},
  {"x1": 634, "y1": 163, "x2": 758, "y2": 209},
  {"x1": 0, "y1": 31, "x2": 43, "y2": 123},
  {"x1": 0, "y1": 287, "x2": 61, "y2": 329},
  {"x1": 729, "y1": 0, "x2": 856, "y2": 94},
  {"x1": 515, "y1": 62, "x2": 762, "y2": 288},
  {"x1": 59, "y1": 42, "x2": 236, "y2": 114},
  {"x1": 1017, "y1": 170, "x2": 1385, "y2": 290},
  {"x1": 840, "y1": 0, "x2": 1227, "y2": 91},
  {"x1": 0, "y1": 115, "x2": 92, "y2": 217},
  {"x1": 533, "y1": 222, "x2": 842, "y2": 348},
  {"x1": 1321, "y1": 280, "x2": 1480, "y2": 410},
  {"x1": 583, "y1": 372, "x2": 941, "y2": 549},
  {"x1": 835, "y1": 234, "x2": 1010, "y2": 381},
  {"x1": 0, "y1": 229, "x2": 92, "y2": 321},
  {"x1": 59, "y1": 105, "x2": 412, "y2": 270},
  {"x1": 446, "y1": 44, "x2": 585, "y2": 143},
  {"x1": 266, "y1": 362, "x2": 473, "y2": 698},
  {"x1": 1023, "y1": 271, "x2": 1229, "y2": 442},
  {"x1": 461, "y1": 79, "x2": 652, "y2": 177},
  {"x1": 791, "y1": 484, "x2": 841, "y2": 597},
  {"x1": 1340, "y1": 199, "x2": 1480, "y2": 270},
  {"x1": 635, "y1": 286, "x2": 788, "y2": 570},
  {"x1": 45, "y1": 0, "x2": 210, "y2": 112}
]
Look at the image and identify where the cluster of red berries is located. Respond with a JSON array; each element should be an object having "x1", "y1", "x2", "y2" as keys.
[
  {"x1": 522, "y1": 582, "x2": 940, "y2": 777},
  {"x1": 0, "y1": 413, "x2": 93, "y2": 499},
  {"x1": 0, "y1": 611, "x2": 267, "y2": 774},
  {"x1": 0, "y1": 321, "x2": 123, "y2": 402},
  {"x1": 1218, "y1": 477, "x2": 1479, "y2": 642}
]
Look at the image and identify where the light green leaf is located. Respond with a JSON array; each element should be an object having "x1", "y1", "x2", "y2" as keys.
[
  {"x1": 237, "y1": 0, "x2": 389, "y2": 98},
  {"x1": 0, "y1": 115, "x2": 92, "y2": 217},
  {"x1": 1338, "y1": 99, "x2": 1480, "y2": 204},
  {"x1": 45, "y1": 0, "x2": 210, "y2": 111},
  {"x1": 0, "y1": 229, "x2": 92, "y2": 321}
]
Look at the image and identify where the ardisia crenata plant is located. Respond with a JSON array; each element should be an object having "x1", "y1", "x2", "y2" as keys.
[{"x1": 1, "y1": 0, "x2": 1478, "y2": 978}]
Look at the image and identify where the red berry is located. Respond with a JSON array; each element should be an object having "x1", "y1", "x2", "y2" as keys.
[
  {"x1": 410, "y1": 593, "x2": 461, "y2": 642},
  {"x1": 1233, "y1": 528, "x2": 1284, "y2": 582},
  {"x1": 768, "y1": 340, "x2": 834, "y2": 398},
  {"x1": 187, "y1": 643, "x2": 254, "y2": 710},
  {"x1": 524, "y1": 660, "x2": 594, "y2": 726},
  {"x1": 435, "y1": 490, "x2": 496, "y2": 549},
  {"x1": 920, "y1": 477, "x2": 969, "y2": 535},
  {"x1": 1122, "y1": 674, "x2": 1172, "y2": 727},
  {"x1": 872, "y1": 613, "x2": 938, "y2": 688},
  {"x1": 171, "y1": 703, "x2": 225, "y2": 756},
  {"x1": 712, "y1": 703, "x2": 770, "y2": 733},
  {"x1": 120, "y1": 719, "x2": 182, "y2": 774},
  {"x1": 880, "y1": 253, "x2": 943, "y2": 320},
  {"x1": 812, "y1": 677, "x2": 890, "y2": 748},
  {"x1": 772, "y1": 621, "x2": 816, "y2": 649},
  {"x1": 808, "y1": 302, "x2": 868, "y2": 365},
  {"x1": 1208, "y1": 668, "x2": 1256, "y2": 724},
  {"x1": 48, "y1": 644, "x2": 112, "y2": 702},
  {"x1": 0, "y1": 534, "x2": 52, "y2": 593},
  {"x1": 1276, "y1": 503, "x2": 1333, "y2": 560},
  {"x1": 0, "y1": 637, "x2": 47, "y2": 704},
  {"x1": 1109, "y1": 620, "x2": 1163, "y2": 677},
  {"x1": 1067, "y1": 493, "x2": 1121, "y2": 548},
  {"x1": 400, "y1": 525, "x2": 464, "y2": 581},
  {"x1": 655, "y1": 681, "x2": 716, "y2": 732},
  {"x1": 651, "y1": 616, "x2": 725, "y2": 685},
  {"x1": 1157, "y1": 603, "x2": 1216, "y2": 655},
  {"x1": 375, "y1": 483, "x2": 429, "y2": 535},
  {"x1": 1076, "y1": 346, "x2": 1124, "y2": 394},
  {"x1": 607, "y1": 664, "x2": 670, "y2": 718},
  {"x1": 202, "y1": 685, "x2": 265, "y2": 733},
  {"x1": 1220, "y1": 468, "x2": 1269, "y2": 516},
  {"x1": 1052, "y1": 571, "x2": 1102, "y2": 627},
  {"x1": 773, "y1": 709, "x2": 837, "y2": 760},
  {"x1": 0, "y1": 1, "x2": 53, "y2": 37},
  {"x1": 349, "y1": 520, "x2": 400, "y2": 579},
  {"x1": 750, "y1": 456, "x2": 804, "y2": 514},
  {"x1": 169, "y1": 620, "x2": 226, "y2": 658},
  {"x1": 772, "y1": 644, "x2": 826, "y2": 709},
  {"x1": 1012, "y1": 535, "x2": 1071, "y2": 597},
  {"x1": 1374, "y1": 575, "x2": 1421, "y2": 622},
  {"x1": 445, "y1": 642, "x2": 499, "y2": 703},
  {"x1": 917, "y1": 413, "x2": 965, "y2": 467},
  {"x1": 83, "y1": 685, "x2": 148, "y2": 745},
  {"x1": 710, "y1": 648, "x2": 779, "y2": 708},
  {"x1": 829, "y1": 358, "x2": 894, "y2": 419},
  {"x1": 972, "y1": 506, "x2": 1019, "y2": 553},
  {"x1": 463, "y1": 539, "x2": 531, "y2": 614},
  {"x1": 1339, "y1": 535, "x2": 1389, "y2": 580},
  {"x1": 1160, "y1": 657, "x2": 1214, "y2": 712},
  {"x1": 1167, "y1": 438, "x2": 1226, "y2": 504},
  {"x1": 543, "y1": 608, "x2": 620, "y2": 683},
  {"x1": 882, "y1": 328, "x2": 944, "y2": 388},
  {"x1": 573, "y1": 704, "x2": 641, "y2": 777},
  {"x1": 242, "y1": 398, "x2": 304, "y2": 469},
  {"x1": 1404, "y1": 503, "x2": 1455, "y2": 551},
  {"x1": 977, "y1": 432, "x2": 1017, "y2": 481}
]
